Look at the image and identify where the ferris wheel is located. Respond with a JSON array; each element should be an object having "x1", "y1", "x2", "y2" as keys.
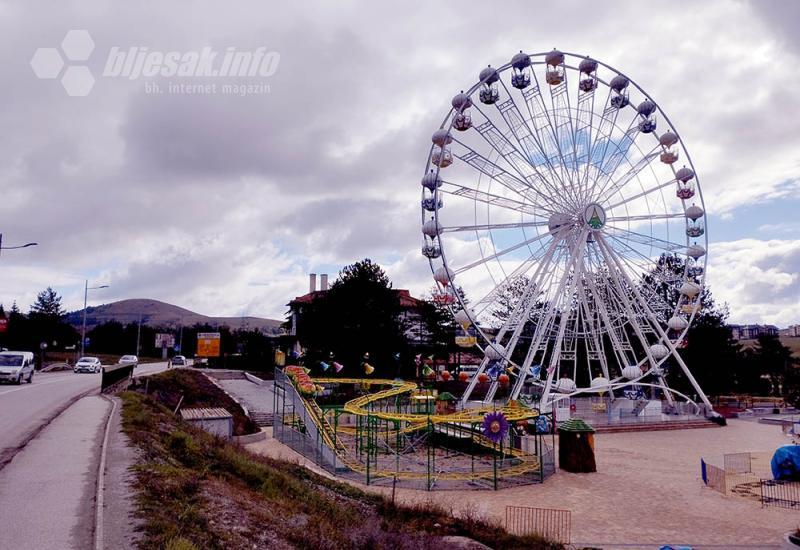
[{"x1": 419, "y1": 49, "x2": 713, "y2": 414}]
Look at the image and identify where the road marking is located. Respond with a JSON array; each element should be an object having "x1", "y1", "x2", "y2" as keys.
[
  {"x1": 94, "y1": 395, "x2": 117, "y2": 550},
  {"x1": 0, "y1": 375, "x2": 89, "y2": 396}
]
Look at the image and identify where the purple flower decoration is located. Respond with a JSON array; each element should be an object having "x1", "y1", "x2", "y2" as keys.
[{"x1": 482, "y1": 411, "x2": 509, "y2": 444}]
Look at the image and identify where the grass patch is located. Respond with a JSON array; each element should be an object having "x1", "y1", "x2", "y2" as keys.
[
  {"x1": 130, "y1": 368, "x2": 258, "y2": 435},
  {"x1": 121, "y1": 371, "x2": 563, "y2": 549}
]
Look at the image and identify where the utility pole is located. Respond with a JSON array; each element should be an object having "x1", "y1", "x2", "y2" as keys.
[
  {"x1": 136, "y1": 312, "x2": 142, "y2": 357},
  {"x1": 81, "y1": 280, "x2": 109, "y2": 357},
  {"x1": 81, "y1": 280, "x2": 88, "y2": 357}
]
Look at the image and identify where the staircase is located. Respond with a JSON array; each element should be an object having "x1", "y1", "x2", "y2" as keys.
[
  {"x1": 250, "y1": 411, "x2": 274, "y2": 427},
  {"x1": 594, "y1": 419, "x2": 720, "y2": 433},
  {"x1": 204, "y1": 370, "x2": 247, "y2": 381},
  {"x1": 630, "y1": 399, "x2": 649, "y2": 416}
]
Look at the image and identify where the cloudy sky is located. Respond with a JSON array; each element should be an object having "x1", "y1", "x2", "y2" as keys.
[{"x1": 0, "y1": 0, "x2": 798, "y2": 326}]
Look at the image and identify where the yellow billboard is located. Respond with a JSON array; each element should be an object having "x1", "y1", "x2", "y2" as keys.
[{"x1": 197, "y1": 332, "x2": 221, "y2": 357}]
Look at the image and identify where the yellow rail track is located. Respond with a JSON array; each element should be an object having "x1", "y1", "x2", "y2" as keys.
[{"x1": 286, "y1": 376, "x2": 543, "y2": 481}]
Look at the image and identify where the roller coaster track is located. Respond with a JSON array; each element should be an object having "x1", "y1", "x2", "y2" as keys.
[{"x1": 283, "y1": 376, "x2": 543, "y2": 480}]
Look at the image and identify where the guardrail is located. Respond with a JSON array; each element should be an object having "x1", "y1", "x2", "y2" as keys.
[{"x1": 101, "y1": 363, "x2": 134, "y2": 393}]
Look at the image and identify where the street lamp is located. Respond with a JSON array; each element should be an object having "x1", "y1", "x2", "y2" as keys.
[
  {"x1": 81, "y1": 280, "x2": 109, "y2": 357},
  {"x1": 0, "y1": 233, "x2": 37, "y2": 256}
]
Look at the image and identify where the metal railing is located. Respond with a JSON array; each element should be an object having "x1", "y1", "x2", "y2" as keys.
[
  {"x1": 761, "y1": 479, "x2": 800, "y2": 509},
  {"x1": 101, "y1": 363, "x2": 134, "y2": 393},
  {"x1": 505, "y1": 505, "x2": 571, "y2": 543}
]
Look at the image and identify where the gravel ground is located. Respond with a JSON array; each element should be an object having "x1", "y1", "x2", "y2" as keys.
[{"x1": 248, "y1": 419, "x2": 799, "y2": 549}]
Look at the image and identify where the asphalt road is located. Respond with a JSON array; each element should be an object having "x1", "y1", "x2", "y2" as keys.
[
  {"x1": 0, "y1": 362, "x2": 167, "y2": 549},
  {"x1": 0, "y1": 362, "x2": 166, "y2": 468}
]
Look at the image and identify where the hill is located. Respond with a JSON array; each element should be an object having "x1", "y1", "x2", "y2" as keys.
[{"x1": 65, "y1": 298, "x2": 283, "y2": 334}]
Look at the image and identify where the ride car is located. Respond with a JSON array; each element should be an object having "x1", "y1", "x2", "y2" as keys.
[
  {"x1": 171, "y1": 355, "x2": 186, "y2": 366},
  {"x1": 0, "y1": 351, "x2": 35, "y2": 384},
  {"x1": 74, "y1": 356, "x2": 102, "y2": 373},
  {"x1": 118, "y1": 355, "x2": 139, "y2": 368}
]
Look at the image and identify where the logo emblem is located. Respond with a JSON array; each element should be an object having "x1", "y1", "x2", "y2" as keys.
[{"x1": 584, "y1": 203, "x2": 606, "y2": 231}]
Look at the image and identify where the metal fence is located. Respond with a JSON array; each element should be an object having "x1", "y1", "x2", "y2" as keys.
[
  {"x1": 724, "y1": 452, "x2": 752, "y2": 474},
  {"x1": 761, "y1": 479, "x2": 800, "y2": 509},
  {"x1": 701, "y1": 460, "x2": 728, "y2": 494},
  {"x1": 505, "y1": 505, "x2": 571, "y2": 544}
]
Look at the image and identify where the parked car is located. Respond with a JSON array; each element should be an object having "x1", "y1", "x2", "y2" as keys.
[
  {"x1": 118, "y1": 355, "x2": 139, "y2": 368},
  {"x1": 0, "y1": 351, "x2": 35, "y2": 384},
  {"x1": 171, "y1": 355, "x2": 186, "y2": 366},
  {"x1": 74, "y1": 356, "x2": 102, "y2": 373}
]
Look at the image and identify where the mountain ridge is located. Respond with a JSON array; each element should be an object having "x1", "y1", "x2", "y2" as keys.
[{"x1": 65, "y1": 298, "x2": 284, "y2": 334}]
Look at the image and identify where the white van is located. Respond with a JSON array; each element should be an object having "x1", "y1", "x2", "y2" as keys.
[{"x1": 0, "y1": 351, "x2": 35, "y2": 384}]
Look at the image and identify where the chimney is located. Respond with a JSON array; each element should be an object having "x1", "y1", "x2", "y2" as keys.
[
  {"x1": 309, "y1": 273, "x2": 317, "y2": 293},
  {"x1": 321, "y1": 274, "x2": 329, "y2": 291}
]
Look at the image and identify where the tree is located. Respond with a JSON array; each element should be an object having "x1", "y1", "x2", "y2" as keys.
[
  {"x1": 491, "y1": 275, "x2": 532, "y2": 327},
  {"x1": 418, "y1": 285, "x2": 467, "y2": 357},
  {"x1": 296, "y1": 259, "x2": 407, "y2": 377},
  {"x1": 29, "y1": 287, "x2": 65, "y2": 319},
  {"x1": 744, "y1": 334, "x2": 797, "y2": 397}
]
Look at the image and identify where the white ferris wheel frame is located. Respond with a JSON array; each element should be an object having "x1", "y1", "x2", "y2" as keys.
[{"x1": 419, "y1": 49, "x2": 712, "y2": 413}]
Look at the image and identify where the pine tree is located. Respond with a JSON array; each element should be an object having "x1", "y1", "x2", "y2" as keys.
[{"x1": 29, "y1": 287, "x2": 65, "y2": 319}]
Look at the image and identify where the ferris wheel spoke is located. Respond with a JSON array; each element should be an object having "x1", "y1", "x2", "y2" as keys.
[
  {"x1": 593, "y1": 238, "x2": 666, "y2": 369},
  {"x1": 606, "y1": 240, "x2": 677, "y2": 315},
  {"x1": 451, "y1": 144, "x2": 560, "y2": 214},
  {"x1": 453, "y1": 231, "x2": 553, "y2": 275},
  {"x1": 595, "y1": 145, "x2": 661, "y2": 205},
  {"x1": 452, "y1": 117, "x2": 536, "y2": 184},
  {"x1": 510, "y1": 230, "x2": 588, "y2": 400},
  {"x1": 521, "y1": 73, "x2": 575, "y2": 196},
  {"x1": 596, "y1": 233, "x2": 714, "y2": 409},
  {"x1": 583, "y1": 94, "x2": 626, "y2": 192},
  {"x1": 547, "y1": 67, "x2": 582, "y2": 190},
  {"x1": 493, "y1": 79, "x2": 574, "y2": 204},
  {"x1": 451, "y1": 131, "x2": 571, "y2": 213},
  {"x1": 606, "y1": 212, "x2": 684, "y2": 224},
  {"x1": 574, "y1": 79, "x2": 607, "y2": 204},
  {"x1": 441, "y1": 220, "x2": 550, "y2": 233},
  {"x1": 471, "y1": 248, "x2": 550, "y2": 312},
  {"x1": 592, "y1": 124, "x2": 641, "y2": 189},
  {"x1": 463, "y1": 234, "x2": 565, "y2": 404},
  {"x1": 439, "y1": 181, "x2": 539, "y2": 216},
  {"x1": 605, "y1": 226, "x2": 687, "y2": 254},
  {"x1": 605, "y1": 175, "x2": 675, "y2": 210}
]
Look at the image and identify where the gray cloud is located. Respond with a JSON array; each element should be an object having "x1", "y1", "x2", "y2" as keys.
[{"x1": 0, "y1": 0, "x2": 799, "y2": 325}]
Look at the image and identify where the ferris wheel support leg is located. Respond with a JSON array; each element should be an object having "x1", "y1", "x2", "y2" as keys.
[
  {"x1": 480, "y1": 235, "x2": 563, "y2": 405},
  {"x1": 595, "y1": 237, "x2": 679, "y2": 407},
  {"x1": 576, "y1": 284, "x2": 613, "y2": 383},
  {"x1": 539, "y1": 230, "x2": 589, "y2": 410},
  {"x1": 581, "y1": 276, "x2": 636, "y2": 393},
  {"x1": 596, "y1": 235, "x2": 714, "y2": 413},
  {"x1": 508, "y1": 233, "x2": 583, "y2": 402}
]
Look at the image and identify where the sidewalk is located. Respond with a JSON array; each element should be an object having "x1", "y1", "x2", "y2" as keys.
[
  {"x1": 0, "y1": 394, "x2": 140, "y2": 550},
  {"x1": 0, "y1": 395, "x2": 110, "y2": 550}
]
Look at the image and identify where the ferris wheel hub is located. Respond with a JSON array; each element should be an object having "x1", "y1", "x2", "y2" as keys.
[{"x1": 582, "y1": 203, "x2": 607, "y2": 231}]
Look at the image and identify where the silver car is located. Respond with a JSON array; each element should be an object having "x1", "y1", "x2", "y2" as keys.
[
  {"x1": 74, "y1": 356, "x2": 102, "y2": 373},
  {"x1": 118, "y1": 355, "x2": 139, "y2": 368},
  {"x1": 0, "y1": 351, "x2": 35, "y2": 384}
]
